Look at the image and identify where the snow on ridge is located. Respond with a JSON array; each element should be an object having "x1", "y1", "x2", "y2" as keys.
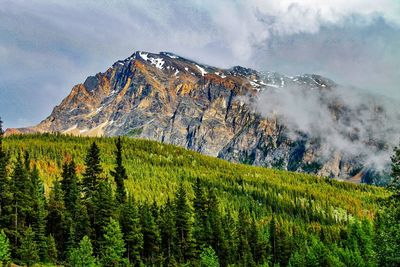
[
  {"x1": 139, "y1": 52, "x2": 149, "y2": 61},
  {"x1": 195, "y1": 64, "x2": 208, "y2": 76},
  {"x1": 164, "y1": 52, "x2": 179, "y2": 59},
  {"x1": 138, "y1": 52, "x2": 165, "y2": 70},
  {"x1": 215, "y1": 72, "x2": 226, "y2": 78}
]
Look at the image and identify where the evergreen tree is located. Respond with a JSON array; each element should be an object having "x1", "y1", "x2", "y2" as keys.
[
  {"x1": 205, "y1": 188, "x2": 226, "y2": 264},
  {"x1": 46, "y1": 180, "x2": 68, "y2": 259},
  {"x1": 0, "y1": 230, "x2": 11, "y2": 266},
  {"x1": 120, "y1": 197, "x2": 143, "y2": 266},
  {"x1": 92, "y1": 181, "x2": 115, "y2": 251},
  {"x1": 193, "y1": 178, "x2": 208, "y2": 248},
  {"x1": 160, "y1": 198, "x2": 177, "y2": 265},
  {"x1": 70, "y1": 197, "x2": 91, "y2": 248},
  {"x1": 61, "y1": 159, "x2": 91, "y2": 247},
  {"x1": 0, "y1": 118, "x2": 12, "y2": 231},
  {"x1": 222, "y1": 211, "x2": 238, "y2": 265},
  {"x1": 82, "y1": 142, "x2": 102, "y2": 197},
  {"x1": 375, "y1": 144, "x2": 400, "y2": 266},
  {"x1": 174, "y1": 183, "x2": 195, "y2": 263},
  {"x1": 99, "y1": 218, "x2": 127, "y2": 267},
  {"x1": 389, "y1": 144, "x2": 400, "y2": 196},
  {"x1": 237, "y1": 209, "x2": 255, "y2": 266},
  {"x1": 61, "y1": 160, "x2": 79, "y2": 214},
  {"x1": 30, "y1": 165, "x2": 48, "y2": 262},
  {"x1": 111, "y1": 137, "x2": 127, "y2": 203},
  {"x1": 18, "y1": 227, "x2": 39, "y2": 266},
  {"x1": 68, "y1": 236, "x2": 97, "y2": 267},
  {"x1": 47, "y1": 235, "x2": 58, "y2": 265},
  {"x1": 141, "y1": 204, "x2": 161, "y2": 265},
  {"x1": 11, "y1": 153, "x2": 32, "y2": 247},
  {"x1": 200, "y1": 246, "x2": 220, "y2": 267}
]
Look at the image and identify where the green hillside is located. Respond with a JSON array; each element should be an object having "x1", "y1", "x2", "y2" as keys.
[
  {"x1": 4, "y1": 133, "x2": 387, "y2": 217},
  {"x1": 0, "y1": 133, "x2": 396, "y2": 266}
]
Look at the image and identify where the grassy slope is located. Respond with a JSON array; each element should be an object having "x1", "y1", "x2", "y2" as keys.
[{"x1": 4, "y1": 134, "x2": 388, "y2": 230}]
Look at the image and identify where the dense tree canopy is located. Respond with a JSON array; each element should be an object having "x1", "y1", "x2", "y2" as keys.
[{"x1": 0, "y1": 132, "x2": 397, "y2": 266}]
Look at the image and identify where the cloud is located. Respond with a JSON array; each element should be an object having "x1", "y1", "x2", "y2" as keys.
[
  {"x1": 0, "y1": 0, "x2": 399, "y2": 128},
  {"x1": 254, "y1": 81, "x2": 400, "y2": 172}
]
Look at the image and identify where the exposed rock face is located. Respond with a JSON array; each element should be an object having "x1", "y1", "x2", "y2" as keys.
[{"x1": 11, "y1": 51, "x2": 392, "y2": 182}]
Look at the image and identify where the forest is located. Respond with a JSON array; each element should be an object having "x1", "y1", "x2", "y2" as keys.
[{"x1": 0, "y1": 120, "x2": 399, "y2": 267}]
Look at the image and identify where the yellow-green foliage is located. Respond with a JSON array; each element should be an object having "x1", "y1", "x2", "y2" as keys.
[{"x1": 4, "y1": 133, "x2": 388, "y2": 231}]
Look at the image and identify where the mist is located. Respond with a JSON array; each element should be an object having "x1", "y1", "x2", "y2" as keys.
[{"x1": 254, "y1": 79, "x2": 400, "y2": 173}]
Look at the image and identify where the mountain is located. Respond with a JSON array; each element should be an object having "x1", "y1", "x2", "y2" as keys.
[{"x1": 9, "y1": 51, "x2": 394, "y2": 182}]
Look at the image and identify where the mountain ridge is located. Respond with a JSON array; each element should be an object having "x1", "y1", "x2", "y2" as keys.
[{"x1": 7, "y1": 51, "x2": 391, "y2": 182}]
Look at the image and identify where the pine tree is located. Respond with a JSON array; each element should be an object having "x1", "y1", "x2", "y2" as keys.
[
  {"x1": 222, "y1": 211, "x2": 238, "y2": 265},
  {"x1": 92, "y1": 181, "x2": 115, "y2": 251},
  {"x1": 82, "y1": 142, "x2": 102, "y2": 197},
  {"x1": 0, "y1": 118, "x2": 12, "y2": 231},
  {"x1": 200, "y1": 246, "x2": 220, "y2": 267},
  {"x1": 237, "y1": 209, "x2": 255, "y2": 266},
  {"x1": 30, "y1": 165, "x2": 47, "y2": 262},
  {"x1": 389, "y1": 144, "x2": 400, "y2": 196},
  {"x1": 0, "y1": 230, "x2": 11, "y2": 266},
  {"x1": 140, "y1": 204, "x2": 161, "y2": 265},
  {"x1": 205, "y1": 188, "x2": 226, "y2": 263},
  {"x1": 68, "y1": 236, "x2": 97, "y2": 267},
  {"x1": 160, "y1": 198, "x2": 177, "y2": 265},
  {"x1": 61, "y1": 160, "x2": 79, "y2": 214},
  {"x1": 18, "y1": 227, "x2": 39, "y2": 266},
  {"x1": 120, "y1": 197, "x2": 143, "y2": 266},
  {"x1": 46, "y1": 180, "x2": 68, "y2": 259},
  {"x1": 192, "y1": 178, "x2": 208, "y2": 250},
  {"x1": 99, "y1": 218, "x2": 127, "y2": 267},
  {"x1": 11, "y1": 153, "x2": 32, "y2": 247},
  {"x1": 174, "y1": 183, "x2": 195, "y2": 263},
  {"x1": 111, "y1": 137, "x2": 127, "y2": 204},
  {"x1": 47, "y1": 235, "x2": 58, "y2": 265}
]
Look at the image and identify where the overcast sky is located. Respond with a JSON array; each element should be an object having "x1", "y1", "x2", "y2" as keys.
[{"x1": 1, "y1": 0, "x2": 400, "y2": 128}]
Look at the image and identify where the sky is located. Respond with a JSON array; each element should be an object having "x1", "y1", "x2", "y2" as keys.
[{"x1": 1, "y1": 0, "x2": 400, "y2": 128}]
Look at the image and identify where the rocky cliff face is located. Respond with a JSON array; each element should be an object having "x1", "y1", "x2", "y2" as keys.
[{"x1": 13, "y1": 51, "x2": 393, "y2": 182}]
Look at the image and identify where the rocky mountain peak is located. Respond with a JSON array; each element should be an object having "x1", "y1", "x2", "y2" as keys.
[{"x1": 7, "y1": 51, "x2": 393, "y2": 183}]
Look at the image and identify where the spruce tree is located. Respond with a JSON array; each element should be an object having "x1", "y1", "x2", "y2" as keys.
[
  {"x1": 46, "y1": 180, "x2": 68, "y2": 259},
  {"x1": 237, "y1": 209, "x2": 255, "y2": 266},
  {"x1": 389, "y1": 144, "x2": 400, "y2": 195},
  {"x1": 99, "y1": 218, "x2": 127, "y2": 267},
  {"x1": 30, "y1": 165, "x2": 47, "y2": 262},
  {"x1": 222, "y1": 211, "x2": 238, "y2": 264},
  {"x1": 68, "y1": 236, "x2": 97, "y2": 267},
  {"x1": 174, "y1": 183, "x2": 195, "y2": 263},
  {"x1": 82, "y1": 142, "x2": 102, "y2": 197},
  {"x1": 92, "y1": 181, "x2": 115, "y2": 251},
  {"x1": 200, "y1": 246, "x2": 220, "y2": 267},
  {"x1": 18, "y1": 227, "x2": 39, "y2": 266},
  {"x1": 140, "y1": 204, "x2": 161, "y2": 265},
  {"x1": 120, "y1": 197, "x2": 143, "y2": 266},
  {"x1": 47, "y1": 235, "x2": 58, "y2": 265},
  {"x1": 160, "y1": 197, "x2": 177, "y2": 265},
  {"x1": 11, "y1": 153, "x2": 32, "y2": 247},
  {"x1": 60, "y1": 159, "x2": 91, "y2": 248},
  {"x1": 0, "y1": 230, "x2": 11, "y2": 266},
  {"x1": 0, "y1": 118, "x2": 12, "y2": 230},
  {"x1": 111, "y1": 137, "x2": 127, "y2": 204},
  {"x1": 192, "y1": 178, "x2": 208, "y2": 249},
  {"x1": 205, "y1": 188, "x2": 226, "y2": 264},
  {"x1": 61, "y1": 160, "x2": 79, "y2": 214}
]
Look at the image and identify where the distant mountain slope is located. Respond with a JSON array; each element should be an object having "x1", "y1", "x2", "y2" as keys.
[{"x1": 9, "y1": 51, "x2": 396, "y2": 182}]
